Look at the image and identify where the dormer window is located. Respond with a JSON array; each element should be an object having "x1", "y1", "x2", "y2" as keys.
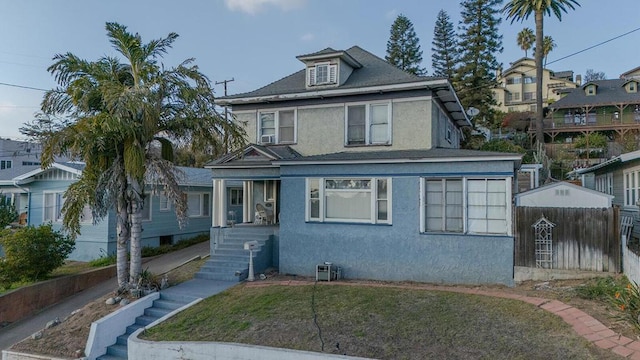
[
  {"x1": 308, "y1": 62, "x2": 337, "y2": 86},
  {"x1": 626, "y1": 81, "x2": 637, "y2": 93},
  {"x1": 585, "y1": 85, "x2": 596, "y2": 96}
]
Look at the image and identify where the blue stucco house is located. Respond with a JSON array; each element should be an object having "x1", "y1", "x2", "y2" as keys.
[
  {"x1": 204, "y1": 46, "x2": 522, "y2": 286},
  {"x1": 0, "y1": 162, "x2": 213, "y2": 261}
]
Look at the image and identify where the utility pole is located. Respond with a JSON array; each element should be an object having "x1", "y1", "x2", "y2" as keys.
[{"x1": 215, "y1": 78, "x2": 234, "y2": 153}]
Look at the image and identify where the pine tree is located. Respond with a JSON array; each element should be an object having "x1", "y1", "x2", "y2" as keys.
[
  {"x1": 431, "y1": 10, "x2": 458, "y2": 79},
  {"x1": 454, "y1": 0, "x2": 504, "y2": 128},
  {"x1": 385, "y1": 14, "x2": 426, "y2": 76}
]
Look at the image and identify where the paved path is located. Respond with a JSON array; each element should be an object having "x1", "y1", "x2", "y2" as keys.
[
  {"x1": 0, "y1": 240, "x2": 211, "y2": 351},
  {"x1": 247, "y1": 280, "x2": 640, "y2": 359}
]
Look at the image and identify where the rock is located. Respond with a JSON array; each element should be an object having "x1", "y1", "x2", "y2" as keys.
[
  {"x1": 160, "y1": 276, "x2": 169, "y2": 290},
  {"x1": 259, "y1": 273, "x2": 267, "y2": 280},
  {"x1": 120, "y1": 299, "x2": 130, "y2": 306},
  {"x1": 534, "y1": 281, "x2": 551, "y2": 290},
  {"x1": 115, "y1": 296, "x2": 122, "y2": 303},
  {"x1": 45, "y1": 317, "x2": 60, "y2": 329},
  {"x1": 105, "y1": 297, "x2": 116, "y2": 305},
  {"x1": 74, "y1": 349, "x2": 84, "y2": 358},
  {"x1": 31, "y1": 331, "x2": 43, "y2": 340},
  {"x1": 70, "y1": 308, "x2": 82, "y2": 316}
]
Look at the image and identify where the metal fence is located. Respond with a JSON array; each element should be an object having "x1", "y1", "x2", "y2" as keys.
[{"x1": 514, "y1": 207, "x2": 620, "y2": 272}]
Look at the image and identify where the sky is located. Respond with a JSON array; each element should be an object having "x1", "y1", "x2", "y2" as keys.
[{"x1": 1, "y1": 0, "x2": 639, "y2": 140}]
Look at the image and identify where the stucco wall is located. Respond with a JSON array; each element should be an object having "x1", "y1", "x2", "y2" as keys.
[{"x1": 278, "y1": 161, "x2": 516, "y2": 286}]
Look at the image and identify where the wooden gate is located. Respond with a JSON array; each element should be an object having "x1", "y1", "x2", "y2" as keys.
[{"x1": 514, "y1": 207, "x2": 620, "y2": 272}]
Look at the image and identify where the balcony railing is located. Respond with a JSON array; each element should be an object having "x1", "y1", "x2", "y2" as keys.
[{"x1": 533, "y1": 111, "x2": 640, "y2": 130}]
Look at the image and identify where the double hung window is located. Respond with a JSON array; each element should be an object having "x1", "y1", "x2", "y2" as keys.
[
  {"x1": 187, "y1": 193, "x2": 210, "y2": 217},
  {"x1": 422, "y1": 177, "x2": 510, "y2": 235},
  {"x1": 624, "y1": 168, "x2": 640, "y2": 207},
  {"x1": 306, "y1": 178, "x2": 391, "y2": 224},
  {"x1": 258, "y1": 110, "x2": 296, "y2": 144},
  {"x1": 346, "y1": 103, "x2": 391, "y2": 145},
  {"x1": 307, "y1": 63, "x2": 337, "y2": 86},
  {"x1": 44, "y1": 192, "x2": 64, "y2": 222}
]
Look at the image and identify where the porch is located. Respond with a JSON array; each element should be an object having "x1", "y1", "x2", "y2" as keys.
[{"x1": 211, "y1": 179, "x2": 281, "y2": 227}]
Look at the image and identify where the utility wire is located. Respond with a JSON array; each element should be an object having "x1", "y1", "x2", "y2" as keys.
[{"x1": 0, "y1": 82, "x2": 48, "y2": 92}]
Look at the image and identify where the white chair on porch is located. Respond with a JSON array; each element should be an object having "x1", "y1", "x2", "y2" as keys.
[{"x1": 255, "y1": 203, "x2": 273, "y2": 225}]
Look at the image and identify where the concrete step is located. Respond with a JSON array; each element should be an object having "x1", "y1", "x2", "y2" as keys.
[
  {"x1": 125, "y1": 324, "x2": 143, "y2": 335},
  {"x1": 135, "y1": 315, "x2": 159, "y2": 327},
  {"x1": 200, "y1": 260, "x2": 248, "y2": 269},
  {"x1": 97, "y1": 355, "x2": 126, "y2": 360},
  {"x1": 159, "y1": 292, "x2": 199, "y2": 304},
  {"x1": 106, "y1": 344, "x2": 128, "y2": 358},
  {"x1": 194, "y1": 271, "x2": 244, "y2": 282},
  {"x1": 145, "y1": 307, "x2": 172, "y2": 318},
  {"x1": 152, "y1": 299, "x2": 186, "y2": 311},
  {"x1": 116, "y1": 333, "x2": 129, "y2": 346}
]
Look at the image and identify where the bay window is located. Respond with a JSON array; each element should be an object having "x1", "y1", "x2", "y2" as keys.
[
  {"x1": 306, "y1": 178, "x2": 391, "y2": 224},
  {"x1": 422, "y1": 177, "x2": 511, "y2": 235},
  {"x1": 346, "y1": 102, "x2": 391, "y2": 145}
]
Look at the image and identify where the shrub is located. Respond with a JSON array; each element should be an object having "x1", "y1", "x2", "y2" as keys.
[
  {"x1": 88, "y1": 253, "x2": 117, "y2": 267},
  {"x1": 574, "y1": 276, "x2": 626, "y2": 301},
  {"x1": 612, "y1": 280, "x2": 640, "y2": 331},
  {"x1": 0, "y1": 194, "x2": 17, "y2": 228},
  {"x1": 0, "y1": 224, "x2": 75, "y2": 288}
]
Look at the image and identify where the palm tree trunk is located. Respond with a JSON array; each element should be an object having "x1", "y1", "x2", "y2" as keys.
[
  {"x1": 535, "y1": 10, "x2": 545, "y2": 145},
  {"x1": 128, "y1": 177, "x2": 144, "y2": 284},
  {"x1": 115, "y1": 192, "x2": 129, "y2": 288}
]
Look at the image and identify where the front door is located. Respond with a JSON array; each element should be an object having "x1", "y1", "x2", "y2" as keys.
[{"x1": 228, "y1": 187, "x2": 243, "y2": 225}]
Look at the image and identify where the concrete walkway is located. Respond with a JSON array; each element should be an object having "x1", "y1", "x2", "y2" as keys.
[
  {"x1": 0, "y1": 240, "x2": 211, "y2": 351},
  {"x1": 246, "y1": 280, "x2": 640, "y2": 359}
]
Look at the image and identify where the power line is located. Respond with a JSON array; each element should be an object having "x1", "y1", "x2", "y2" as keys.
[
  {"x1": 546, "y1": 26, "x2": 640, "y2": 67},
  {"x1": 0, "y1": 82, "x2": 48, "y2": 92}
]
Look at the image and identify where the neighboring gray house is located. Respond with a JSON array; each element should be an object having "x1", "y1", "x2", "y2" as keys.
[
  {"x1": 207, "y1": 46, "x2": 522, "y2": 286},
  {"x1": 0, "y1": 163, "x2": 213, "y2": 261}
]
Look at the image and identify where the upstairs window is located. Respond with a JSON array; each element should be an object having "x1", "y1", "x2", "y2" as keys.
[
  {"x1": 523, "y1": 92, "x2": 535, "y2": 101},
  {"x1": 523, "y1": 76, "x2": 536, "y2": 84},
  {"x1": 0, "y1": 160, "x2": 11, "y2": 169},
  {"x1": 627, "y1": 82, "x2": 637, "y2": 93},
  {"x1": 346, "y1": 103, "x2": 391, "y2": 146},
  {"x1": 506, "y1": 77, "x2": 521, "y2": 85},
  {"x1": 307, "y1": 63, "x2": 337, "y2": 86},
  {"x1": 258, "y1": 109, "x2": 296, "y2": 144}
]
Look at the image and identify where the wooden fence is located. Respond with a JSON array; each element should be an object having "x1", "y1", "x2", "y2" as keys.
[{"x1": 514, "y1": 207, "x2": 620, "y2": 272}]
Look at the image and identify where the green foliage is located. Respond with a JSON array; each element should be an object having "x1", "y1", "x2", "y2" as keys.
[
  {"x1": 0, "y1": 224, "x2": 75, "y2": 288},
  {"x1": 480, "y1": 139, "x2": 525, "y2": 154},
  {"x1": 574, "y1": 276, "x2": 626, "y2": 301},
  {"x1": 88, "y1": 252, "x2": 117, "y2": 267},
  {"x1": 431, "y1": 10, "x2": 458, "y2": 79},
  {"x1": 573, "y1": 132, "x2": 607, "y2": 149},
  {"x1": 0, "y1": 194, "x2": 17, "y2": 228},
  {"x1": 611, "y1": 279, "x2": 640, "y2": 331},
  {"x1": 454, "y1": 0, "x2": 503, "y2": 128},
  {"x1": 385, "y1": 14, "x2": 425, "y2": 76}
]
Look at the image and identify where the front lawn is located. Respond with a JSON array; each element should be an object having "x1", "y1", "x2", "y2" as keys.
[{"x1": 143, "y1": 283, "x2": 618, "y2": 359}]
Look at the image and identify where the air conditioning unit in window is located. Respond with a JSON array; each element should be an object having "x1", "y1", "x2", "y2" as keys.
[{"x1": 260, "y1": 134, "x2": 274, "y2": 144}]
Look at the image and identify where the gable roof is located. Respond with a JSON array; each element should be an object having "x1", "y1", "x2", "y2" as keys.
[
  {"x1": 515, "y1": 180, "x2": 614, "y2": 201},
  {"x1": 549, "y1": 79, "x2": 640, "y2": 109},
  {"x1": 205, "y1": 144, "x2": 303, "y2": 169},
  {"x1": 575, "y1": 149, "x2": 640, "y2": 175},
  {"x1": 621, "y1": 65, "x2": 640, "y2": 79},
  {"x1": 217, "y1": 46, "x2": 471, "y2": 128}
]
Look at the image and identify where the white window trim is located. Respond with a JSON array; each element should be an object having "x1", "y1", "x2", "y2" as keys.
[
  {"x1": 141, "y1": 196, "x2": 152, "y2": 222},
  {"x1": 159, "y1": 193, "x2": 171, "y2": 212},
  {"x1": 420, "y1": 177, "x2": 512, "y2": 236},
  {"x1": 624, "y1": 166, "x2": 640, "y2": 208},
  {"x1": 257, "y1": 108, "x2": 297, "y2": 144},
  {"x1": 0, "y1": 160, "x2": 12, "y2": 170},
  {"x1": 344, "y1": 101, "x2": 392, "y2": 146},
  {"x1": 43, "y1": 191, "x2": 64, "y2": 223},
  {"x1": 305, "y1": 177, "x2": 392, "y2": 224},
  {"x1": 229, "y1": 188, "x2": 243, "y2": 206},
  {"x1": 307, "y1": 62, "x2": 338, "y2": 86},
  {"x1": 187, "y1": 192, "x2": 211, "y2": 218}
]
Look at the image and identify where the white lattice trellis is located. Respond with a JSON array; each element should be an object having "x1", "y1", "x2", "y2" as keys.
[{"x1": 532, "y1": 215, "x2": 555, "y2": 269}]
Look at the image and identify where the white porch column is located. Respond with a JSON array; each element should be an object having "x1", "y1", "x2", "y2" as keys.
[
  {"x1": 212, "y1": 179, "x2": 227, "y2": 227},
  {"x1": 243, "y1": 180, "x2": 253, "y2": 223}
]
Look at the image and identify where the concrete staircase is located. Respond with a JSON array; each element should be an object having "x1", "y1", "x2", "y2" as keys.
[
  {"x1": 96, "y1": 292, "x2": 197, "y2": 360},
  {"x1": 195, "y1": 226, "x2": 274, "y2": 282}
]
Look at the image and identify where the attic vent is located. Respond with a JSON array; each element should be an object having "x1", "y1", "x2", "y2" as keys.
[{"x1": 554, "y1": 189, "x2": 569, "y2": 196}]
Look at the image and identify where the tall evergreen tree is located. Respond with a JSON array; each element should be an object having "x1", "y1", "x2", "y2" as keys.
[
  {"x1": 385, "y1": 14, "x2": 426, "y2": 75},
  {"x1": 454, "y1": 0, "x2": 504, "y2": 128},
  {"x1": 431, "y1": 10, "x2": 458, "y2": 79}
]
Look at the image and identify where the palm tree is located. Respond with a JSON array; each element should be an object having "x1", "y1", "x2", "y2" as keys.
[
  {"x1": 542, "y1": 35, "x2": 556, "y2": 66},
  {"x1": 24, "y1": 22, "x2": 246, "y2": 288},
  {"x1": 517, "y1": 28, "x2": 535, "y2": 57},
  {"x1": 503, "y1": 0, "x2": 580, "y2": 145}
]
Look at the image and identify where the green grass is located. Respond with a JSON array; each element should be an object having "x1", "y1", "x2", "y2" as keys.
[
  {"x1": 573, "y1": 276, "x2": 628, "y2": 301},
  {"x1": 143, "y1": 284, "x2": 618, "y2": 360},
  {"x1": 140, "y1": 234, "x2": 209, "y2": 258}
]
